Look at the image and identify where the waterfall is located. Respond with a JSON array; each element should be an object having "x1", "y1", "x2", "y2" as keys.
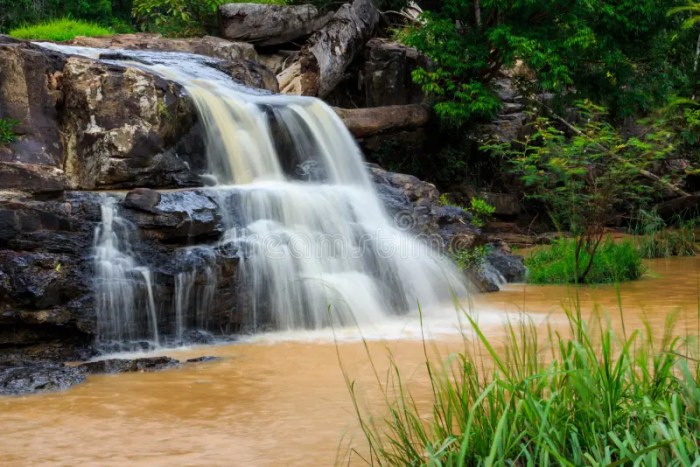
[
  {"x1": 41, "y1": 43, "x2": 469, "y2": 337},
  {"x1": 93, "y1": 197, "x2": 160, "y2": 346}
]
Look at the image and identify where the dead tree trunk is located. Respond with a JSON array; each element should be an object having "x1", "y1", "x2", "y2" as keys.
[
  {"x1": 334, "y1": 105, "x2": 431, "y2": 137},
  {"x1": 219, "y1": 4, "x2": 332, "y2": 47},
  {"x1": 278, "y1": 0, "x2": 380, "y2": 97}
]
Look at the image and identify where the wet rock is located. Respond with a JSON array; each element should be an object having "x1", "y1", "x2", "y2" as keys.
[
  {"x1": 69, "y1": 34, "x2": 258, "y2": 62},
  {"x1": 186, "y1": 356, "x2": 221, "y2": 364},
  {"x1": 213, "y1": 59, "x2": 279, "y2": 93},
  {"x1": 370, "y1": 164, "x2": 526, "y2": 291},
  {"x1": 120, "y1": 190, "x2": 223, "y2": 242},
  {"x1": 0, "y1": 362, "x2": 86, "y2": 395},
  {"x1": 369, "y1": 164, "x2": 479, "y2": 249},
  {"x1": 485, "y1": 243, "x2": 526, "y2": 283},
  {"x1": 124, "y1": 188, "x2": 162, "y2": 213},
  {"x1": 79, "y1": 356, "x2": 181, "y2": 374},
  {"x1": 180, "y1": 329, "x2": 217, "y2": 345}
]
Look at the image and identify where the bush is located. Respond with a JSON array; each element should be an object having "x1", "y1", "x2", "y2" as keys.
[
  {"x1": 0, "y1": 118, "x2": 19, "y2": 145},
  {"x1": 9, "y1": 19, "x2": 113, "y2": 41},
  {"x1": 345, "y1": 306, "x2": 700, "y2": 465},
  {"x1": 526, "y1": 237, "x2": 644, "y2": 284}
]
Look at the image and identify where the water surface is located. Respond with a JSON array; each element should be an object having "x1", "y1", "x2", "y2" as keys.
[{"x1": 1, "y1": 257, "x2": 698, "y2": 466}]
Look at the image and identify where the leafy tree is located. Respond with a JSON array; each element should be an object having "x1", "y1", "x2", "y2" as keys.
[
  {"x1": 403, "y1": 0, "x2": 694, "y2": 127},
  {"x1": 485, "y1": 101, "x2": 674, "y2": 283}
]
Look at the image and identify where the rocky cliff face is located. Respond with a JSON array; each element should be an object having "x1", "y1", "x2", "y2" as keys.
[{"x1": 0, "y1": 36, "x2": 523, "y2": 374}]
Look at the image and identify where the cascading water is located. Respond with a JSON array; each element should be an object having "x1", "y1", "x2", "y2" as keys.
[
  {"x1": 40, "y1": 43, "x2": 469, "y2": 338},
  {"x1": 93, "y1": 197, "x2": 160, "y2": 346}
]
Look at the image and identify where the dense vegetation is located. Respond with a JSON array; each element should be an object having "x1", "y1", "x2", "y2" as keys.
[
  {"x1": 347, "y1": 306, "x2": 700, "y2": 465},
  {"x1": 402, "y1": 0, "x2": 695, "y2": 125}
]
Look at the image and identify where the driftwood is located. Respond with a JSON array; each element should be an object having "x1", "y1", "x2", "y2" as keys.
[
  {"x1": 218, "y1": 4, "x2": 332, "y2": 47},
  {"x1": 278, "y1": 0, "x2": 380, "y2": 97},
  {"x1": 334, "y1": 105, "x2": 430, "y2": 137}
]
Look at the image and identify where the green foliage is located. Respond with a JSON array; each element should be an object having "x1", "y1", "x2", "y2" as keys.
[
  {"x1": 452, "y1": 245, "x2": 487, "y2": 271},
  {"x1": 486, "y1": 100, "x2": 673, "y2": 282},
  {"x1": 9, "y1": 18, "x2": 113, "y2": 41},
  {"x1": 345, "y1": 303, "x2": 700, "y2": 465},
  {"x1": 633, "y1": 210, "x2": 697, "y2": 258},
  {"x1": 401, "y1": 0, "x2": 694, "y2": 127},
  {"x1": 0, "y1": 0, "x2": 121, "y2": 33},
  {"x1": 439, "y1": 194, "x2": 495, "y2": 228},
  {"x1": 132, "y1": 0, "x2": 286, "y2": 37},
  {"x1": 469, "y1": 197, "x2": 495, "y2": 227},
  {"x1": 0, "y1": 118, "x2": 19, "y2": 145},
  {"x1": 526, "y1": 237, "x2": 644, "y2": 284}
]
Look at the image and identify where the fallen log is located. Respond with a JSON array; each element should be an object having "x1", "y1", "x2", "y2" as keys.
[
  {"x1": 334, "y1": 105, "x2": 431, "y2": 137},
  {"x1": 218, "y1": 3, "x2": 332, "y2": 47},
  {"x1": 278, "y1": 0, "x2": 380, "y2": 97}
]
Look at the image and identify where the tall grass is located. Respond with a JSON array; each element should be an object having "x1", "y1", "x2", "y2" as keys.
[
  {"x1": 9, "y1": 18, "x2": 113, "y2": 42},
  {"x1": 342, "y1": 305, "x2": 700, "y2": 465},
  {"x1": 632, "y1": 210, "x2": 697, "y2": 259},
  {"x1": 526, "y1": 237, "x2": 644, "y2": 284}
]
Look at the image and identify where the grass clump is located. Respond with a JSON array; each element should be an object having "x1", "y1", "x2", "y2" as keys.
[
  {"x1": 632, "y1": 210, "x2": 697, "y2": 259},
  {"x1": 9, "y1": 18, "x2": 113, "y2": 41},
  {"x1": 526, "y1": 237, "x2": 644, "y2": 284},
  {"x1": 345, "y1": 307, "x2": 700, "y2": 466}
]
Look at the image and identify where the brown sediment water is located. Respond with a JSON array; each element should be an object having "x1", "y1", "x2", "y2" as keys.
[{"x1": 1, "y1": 257, "x2": 698, "y2": 466}]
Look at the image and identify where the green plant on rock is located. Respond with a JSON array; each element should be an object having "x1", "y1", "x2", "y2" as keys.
[
  {"x1": 486, "y1": 100, "x2": 672, "y2": 283},
  {"x1": 469, "y1": 197, "x2": 495, "y2": 227},
  {"x1": 439, "y1": 195, "x2": 495, "y2": 228},
  {"x1": 0, "y1": 118, "x2": 19, "y2": 145},
  {"x1": 452, "y1": 245, "x2": 487, "y2": 271}
]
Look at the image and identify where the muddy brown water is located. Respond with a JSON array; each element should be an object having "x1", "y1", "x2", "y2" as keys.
[{"x1": 1, "y1": 257, "x2": 698, "y2": 466}]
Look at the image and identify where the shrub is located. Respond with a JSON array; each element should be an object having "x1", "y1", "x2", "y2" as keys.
[
  {"x1": 0, "y1": 118, "x2": 19, "y2": 145},
  {"x1": 9, "y1": 19, "x2": 113, "y2": 41},
  {"x1": 526, "y1": 237, "x2": 644, "y2": 284},
  {"x1": 345, "y1": 305, "x2": 700, "y2": 465}
]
